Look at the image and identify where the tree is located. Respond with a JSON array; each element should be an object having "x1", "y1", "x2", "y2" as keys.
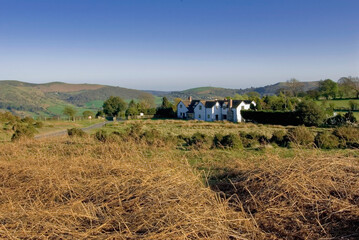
[
  {"x1": 346, "y1": 76, "x2": 359, "y2": 98},
  {"x1": 161, "y1": 97, "x2": 172, "y2": 109},
  {"x1": 156, "y1": 97, "x2": 175, "y2": 118},
  {"x1": 338, "y1": 77, "x2": 353, "y2": 98},
  {"x1": 103, "y1": 96, "x2": 127, "y2": 117},
  {"x1": 82, "y1": 110, "x2": 94, "y2": 119},
  {"x1": 286, "y1": 78, "x2": 304, "y2": 97},
  {"x1": 126, "y1": 107, "x2": 139, "y2": 117},
  {"x1": 305, "y1": 89, "x2": 321, "y2": 100},
  {"x1": 128, "y1": 99, "x2": 137, "y2": 109},
  {"x1": 63, "y1": 106, "x2": 77, "y2": 121},
  {"x1": 318, "y1": 79, "x2": 338, "y2": 99},
  {"x1": 295, "y1": 100, "x2": 325, "y2": 126},
  {"x1": 138, "y1": 93, "x2": 156, "y2": 108}
]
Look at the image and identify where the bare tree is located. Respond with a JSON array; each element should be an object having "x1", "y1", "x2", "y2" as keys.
[{"x1": 286, "y1": 78, "x2": 304, "y2": 97}]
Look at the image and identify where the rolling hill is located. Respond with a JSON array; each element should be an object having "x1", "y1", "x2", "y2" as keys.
[
  {"x1": 0, "y1": 81, "x2": 153, "y2": 117},
  {"x1": 148, "y1": 81, "x2": 320, "y2": 100}
]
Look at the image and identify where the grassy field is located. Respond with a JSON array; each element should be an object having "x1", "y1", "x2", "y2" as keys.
[{"x1": 0, "y1": 120, "x2": 358, "y2": 239}]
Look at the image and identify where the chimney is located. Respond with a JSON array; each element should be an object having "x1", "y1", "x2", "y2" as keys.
[
  {"x1": 229, "y1": 99, "x2": 233, "y2": 108},
  {"x1": 188, "y1": 96, "x2": 192, "y2": 102}
]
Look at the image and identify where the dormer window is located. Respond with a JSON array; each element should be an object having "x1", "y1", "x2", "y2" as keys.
[{"x1": 199, "y1": 105, "x2": 202, "y2": 110}]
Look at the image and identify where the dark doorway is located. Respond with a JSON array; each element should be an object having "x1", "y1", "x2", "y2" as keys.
[
  {"x1": 215, "y1": 115, "x2": 219, "y2": 120},
  {"x1": 223, "y1": 115, "x2": 227, "y2": 120}
]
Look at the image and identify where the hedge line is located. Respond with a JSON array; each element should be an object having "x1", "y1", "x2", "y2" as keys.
[{"x1": 241, "y1": 110, "x2": 301, "y2": 125}]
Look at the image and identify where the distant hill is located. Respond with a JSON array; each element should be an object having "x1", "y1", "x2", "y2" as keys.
[
  {"x1": 0, "y1": 81, "x2": 153, "y2": 117},
  {"x1": 149, "y1": 81, "x2": 320, "y2": 100}
]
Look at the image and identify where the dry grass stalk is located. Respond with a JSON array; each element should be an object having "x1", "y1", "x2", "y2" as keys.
[{"x1": 0, "y1": 138, "x2": 259, "y2": 239}]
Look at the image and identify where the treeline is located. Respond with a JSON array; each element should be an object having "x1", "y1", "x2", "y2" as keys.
[
  {"x1": 94, "y1": 96, "x2": 178, "y2": 119},
  {"x1": 0, "y1": 102, "x2": 44, "y2": 112}
]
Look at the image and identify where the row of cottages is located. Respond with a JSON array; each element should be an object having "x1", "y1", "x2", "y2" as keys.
[{"x1": 177, "y1": 97, "x2": 256, "y2": 122}]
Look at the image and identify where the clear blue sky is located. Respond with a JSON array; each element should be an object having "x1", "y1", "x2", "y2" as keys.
[{"x1": 0, "y1": 0, "x2": 358, "y2": 90}]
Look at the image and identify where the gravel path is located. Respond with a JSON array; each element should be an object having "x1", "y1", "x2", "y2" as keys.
[{"x1": 34, "y1": 121, "x2": 111, "y2": 139}]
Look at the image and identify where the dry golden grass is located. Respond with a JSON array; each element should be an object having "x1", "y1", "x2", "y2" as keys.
[
  {"x1": 104, "y1": 119, "x2": 285, "y2": 139},
  {"x1": 0, "y1": 137, "x2": 259, "y2": 239},
  {"x1": 211, "y1": 149, "x2": 359, "y2": 239}
]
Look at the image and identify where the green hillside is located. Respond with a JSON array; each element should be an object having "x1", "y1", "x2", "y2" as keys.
[
  {"x1": 0, "y1": 81, "x2": 154, "y2": 117},
  {"x1": 151, "y1": 81, "x2": 320, "y2": 100}
]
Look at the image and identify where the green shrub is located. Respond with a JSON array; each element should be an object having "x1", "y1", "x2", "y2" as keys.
[
  {"x1": 220, "y1": 134, "x2": 243, "y2": 149},
  {"x1": 314, "y1": 131, "x2": 339, "y2": 149},
  {"x1": 94, "y1": 130, "x2": 108, "y2": 143},
  {"x1": 34, "y1": 121, "x2": 44, "y2": 128},
  {"x1": 213, "y1": 134, "x2": 224, "y2": 148},
  {"x1": 270, "y1": 130, "x2": 289, "y2": 147},
  {"x1": 67, "y1": 128, "x2": 87, "y2": 137},
  {"x1": 21, "y1": 116, "x2": 35, "y2": 124},
  {"x1": 240, "y1": 131, "x2": 261, "y2": 148},
  {"x1": 288, "y1": 126, "x2": 315, "y2": 147},
  {"x1": 186, "y1": 132, "x2": 210, "y2": 149},
  {"x1": 11, "y1": 124, "x2": 37, "y2": 141},
  {"x1": 333, "y1": 126, "x2": 359, "y2": 148}
]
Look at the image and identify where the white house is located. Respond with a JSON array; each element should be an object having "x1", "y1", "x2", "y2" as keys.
[{"x1": 177, "y1": 97, "x2": 255, "y2": 122}]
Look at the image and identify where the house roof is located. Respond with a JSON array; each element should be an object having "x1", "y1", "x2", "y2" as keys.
[
  {"x1": 205, "y1": 101, "x2": 217, "y2": 108},
  {"x1": 180, "y1": 99, "x2": 253, "y2": 110}
]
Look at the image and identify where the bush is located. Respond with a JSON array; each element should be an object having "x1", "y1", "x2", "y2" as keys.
[
  {"x1": 314, "y1": 131, "x2": 339, "y2": 149},
  {"x1": 270, "y1": 130, "x2": 289, "y2": 147},
  {"x1": 213, "y1": 134, "x2": 224, "y2": 148},
  {"x1": 295, "y1": 100, "x2": 325, "y2": 126},
  {"x1": 344, "y1": 111, "x2": 357, "y2": 123},
  {"x1": 185, "y1": 132, "x2": 210, "y2": 149},
  {"x1": 11, "y1": 124, "x2": 37, "y2": 141},
  {"x1": 333, "y1": 126, "x2": 359, "y2": 148},
  {"x1": 67, "y1": 128, "x2": 87, "y2": 137},
  {"x1": 34, "y1": 121, "x2": 44, "y2": 128},
  {"x1": 288, "y1": 126, "x2": 315, "y2": 147},
  {"x1": 21, "y1": 116, "x2": 35, "y2": 124},
  {"x1": 141, "y1": 129, "x2": 162, "y2": 145},
  {"x1": 239, "y1": 131, "x2": 262, "y2": 148},
  {"x1": 94, "y1": 130, "x2": 108, "y2": 142},
  {"x1": 220, "y1": 134, "x2": 243, "y2": 149}
]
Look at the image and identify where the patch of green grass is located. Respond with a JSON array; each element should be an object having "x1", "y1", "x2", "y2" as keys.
[
  {"x1": 315, "y1": 99, "x2": 359, "y2": 108},
  {"x1": 84, "y1": 100, "x2": 104, "y2": 109}
]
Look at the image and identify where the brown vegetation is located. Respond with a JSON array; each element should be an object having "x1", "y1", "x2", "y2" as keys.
[
  {"x1": 211, "y1": 150, "x2": 359, "y2": 239},
  {"x1": 0, "y1": 138, "x2": 258, "y2": 239}
]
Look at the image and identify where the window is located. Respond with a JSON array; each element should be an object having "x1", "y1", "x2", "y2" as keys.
[
  {"x1": 207, "y1": 114, "x2": 210, "y2": 119},
  {"x1": 241, "y1": 106, "x2": 244, "y2": 110},
  {"x1": 199, "y1": 114, "x2": 201, "y2": 119},
  {"x1": 223, "y1": 115, "x2": 227, "y2": 120},
  {"x1": 180, "y1": 104, "x2": 182, "y2": 108},
  {"x1": 199, "y1": 105, "x2": 202, "y2": 110}
]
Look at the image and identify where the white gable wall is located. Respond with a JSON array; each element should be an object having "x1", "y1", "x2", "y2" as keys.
[
  {"x1": 236, "y1": 102, "x2": 252, "y2": 122},
  {"x1": 205, "y1": 107, "x2": 214, "y2": 121},
  {"x1": 177, "y1": 102, "x2": 188, "y2": 118},
  {"x1": 194, "y1": 102, "x2": 205, "y2": 121}
]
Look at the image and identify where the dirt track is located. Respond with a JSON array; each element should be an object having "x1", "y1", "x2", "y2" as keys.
[{"x1": 34, "y1": 121, "x2": 110, "y2": 139}]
